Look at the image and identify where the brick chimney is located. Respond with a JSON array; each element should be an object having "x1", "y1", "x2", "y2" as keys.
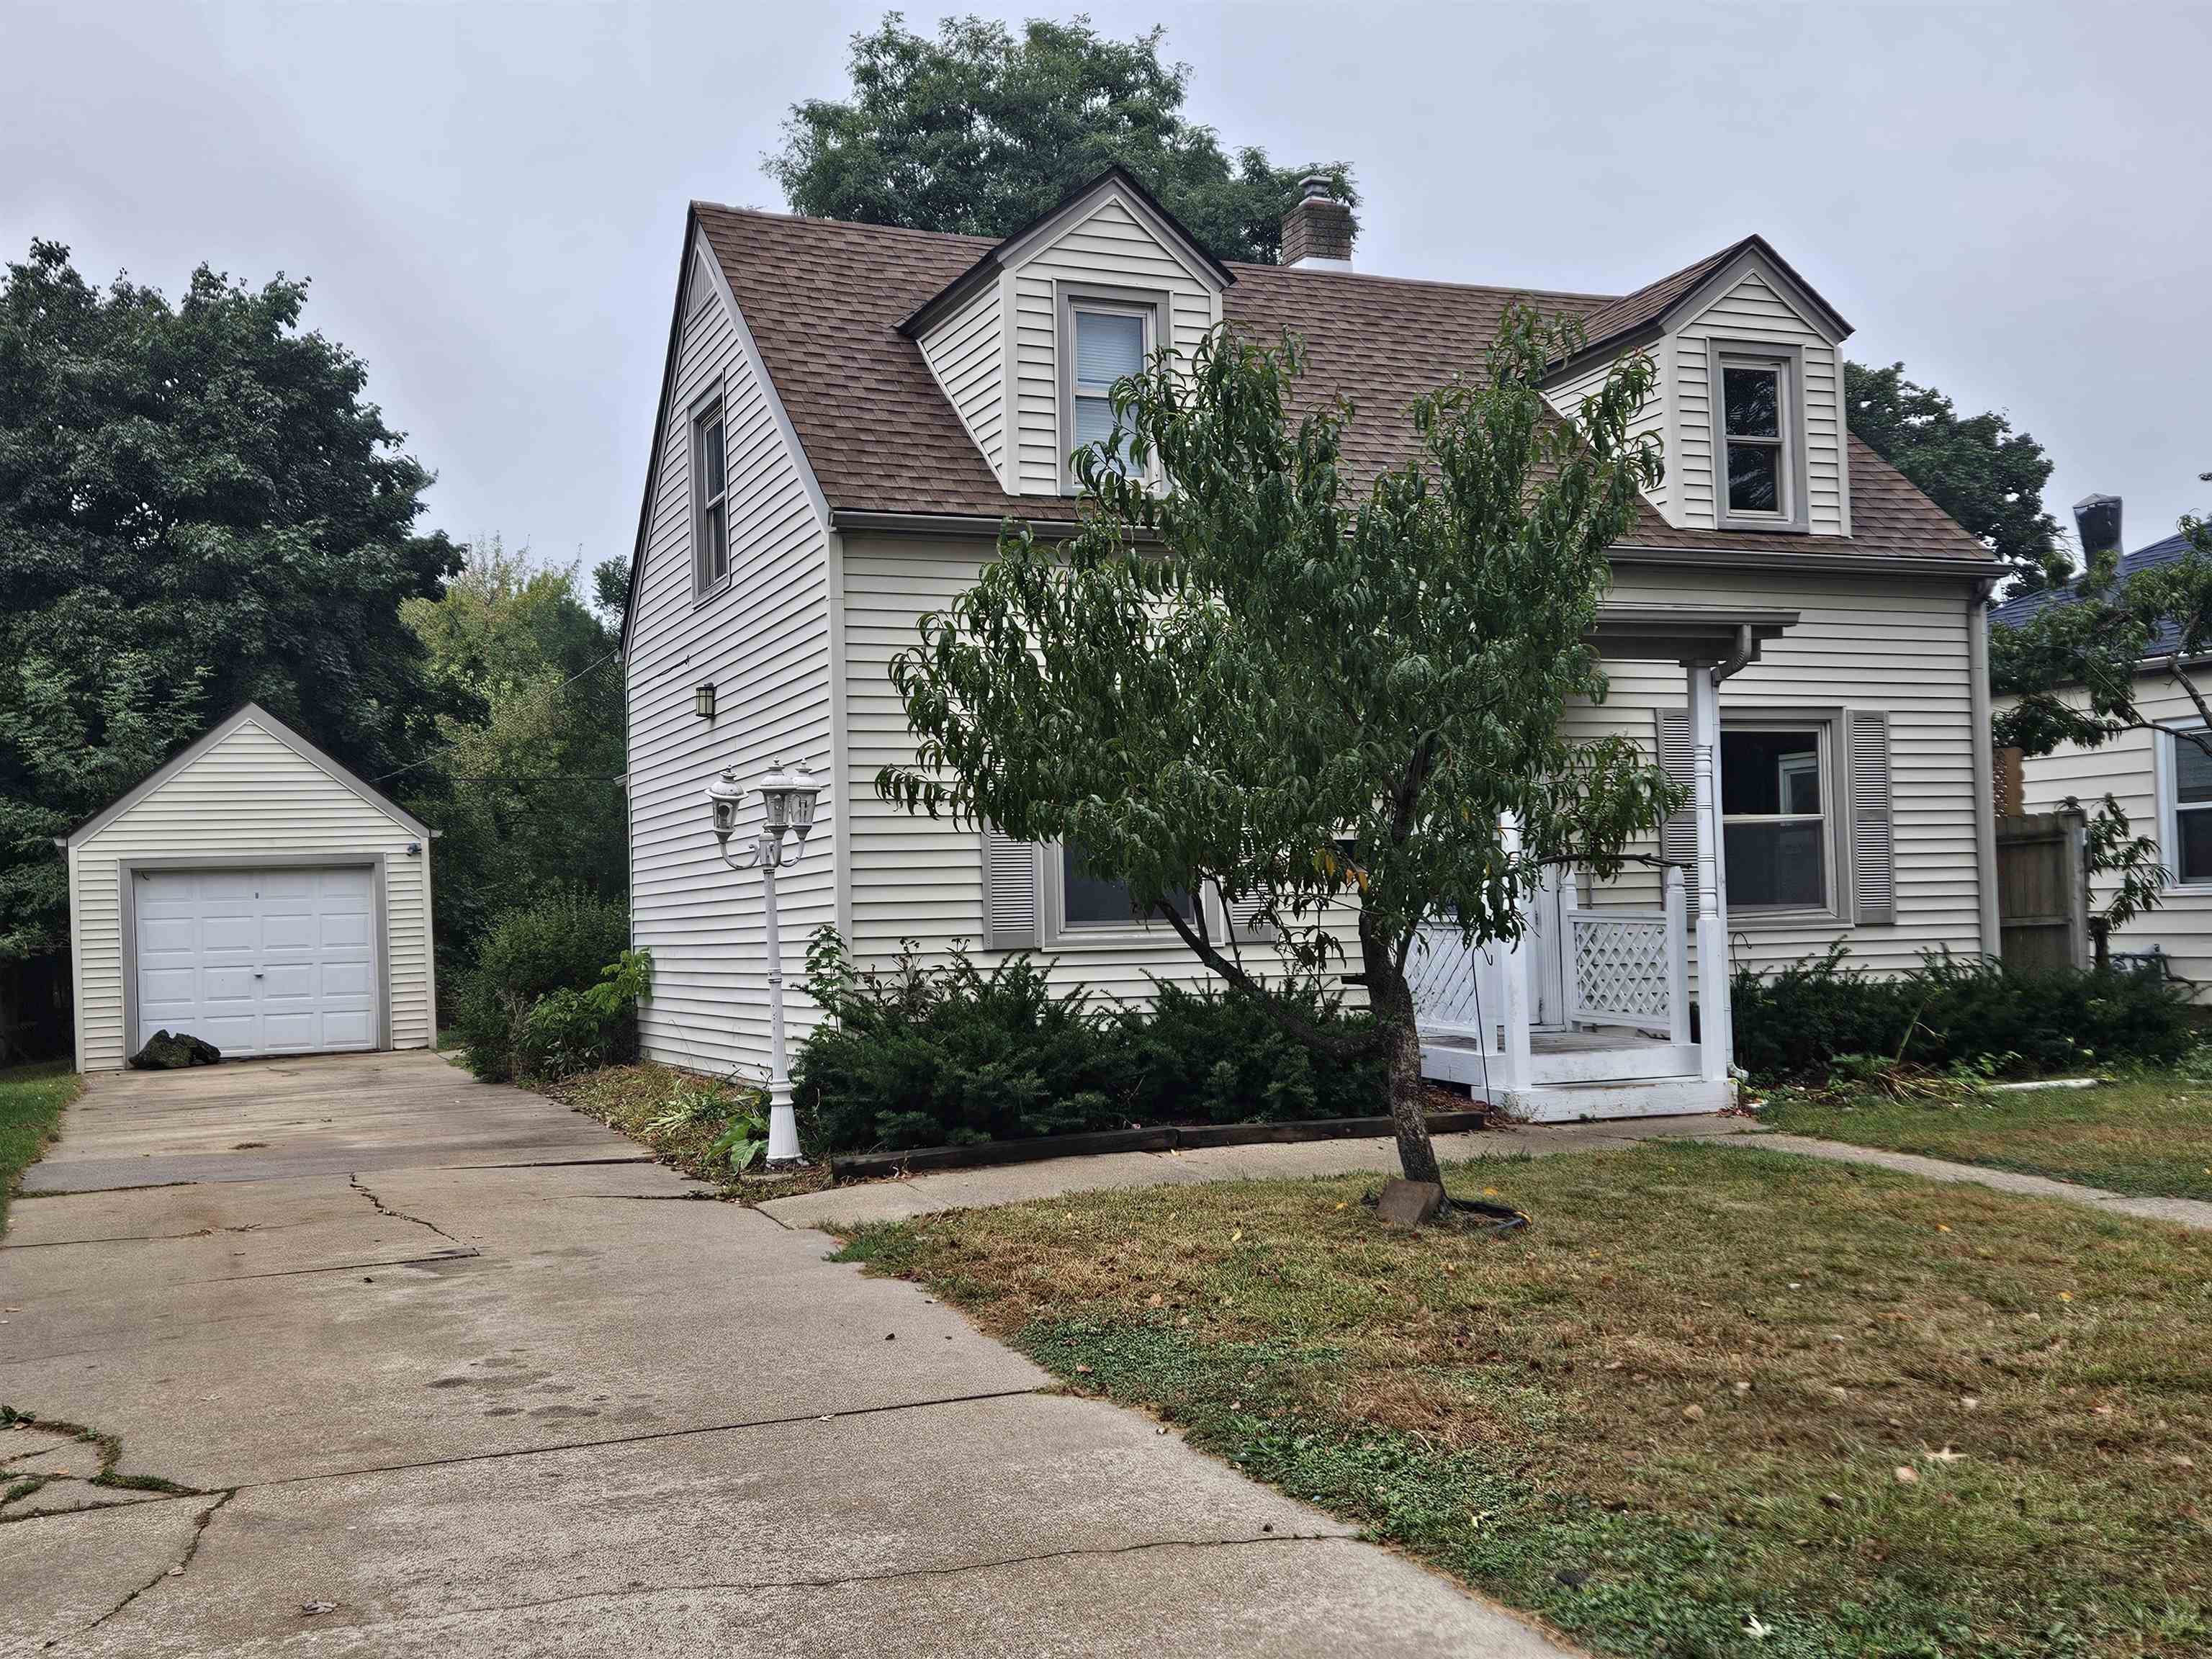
[{"x1": 1282, "y1": 175, "x2": 1354, "y2": 271}]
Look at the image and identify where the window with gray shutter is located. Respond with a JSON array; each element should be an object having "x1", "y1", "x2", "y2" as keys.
[
  {"x1": 1223, "y1": 889, "x2": 1274, "y2": 945},
  {"x1": 981, "y1": 828, "x2": 1042, "y2": 950},
  {"x1": 1655, "y1": 709, "x2": 1700, "y2": 924},
  {"x1": 1845, "y1": 709, "x2": 1895, "y2": 925}
]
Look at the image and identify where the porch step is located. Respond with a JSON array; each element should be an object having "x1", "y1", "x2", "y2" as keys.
[{"x1": 1498, "y1": 1076, "x2": 1734, "y2": 1123}]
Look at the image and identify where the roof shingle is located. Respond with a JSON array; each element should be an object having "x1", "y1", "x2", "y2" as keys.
[{"x1": 692, "y1": 202, "x2": 1984, "y2": 562}]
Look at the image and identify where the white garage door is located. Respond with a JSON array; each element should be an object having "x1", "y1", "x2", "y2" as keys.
[{"x1": 133, "y1": 867, "x2": 379, "y2": 1058}]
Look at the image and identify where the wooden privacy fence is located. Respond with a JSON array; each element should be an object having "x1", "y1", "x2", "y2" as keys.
[{"x1": 1995, "y1": 811, "x2": 2090, "y2": 974}]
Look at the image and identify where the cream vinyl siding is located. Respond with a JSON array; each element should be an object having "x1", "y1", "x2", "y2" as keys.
[
  {"x1": 840, "y1": 539, "x2": 1980, "y2": 998},
  {"x1": 840, "y1": 536, "x2": 1354, "y2": 1001},
  {"x1": 1566, "y1": 566, "x2": 1982, "y2": 986},
  {"x1": 917, "y1": 281, "x2": 1006, "y2": 486},
  {"x1": 1544, "y1": 335, "x2": 1676, "y2": 525},
  {"x1": 2002, "y1": 672, "x2": 2212, "y2": 994},
  {"x1": 1675, "y1": 269, "x2": 1848, "y2": 535},
  {"x1": 1009, "y1": 195, "x2": 1220, "y2": 496},
  {"x1": 68, "y1": 717, "x2": 433, "y2": 1072},
  {"x1": 625, "y1": 245, "x2": 837, "y2": 1078}
]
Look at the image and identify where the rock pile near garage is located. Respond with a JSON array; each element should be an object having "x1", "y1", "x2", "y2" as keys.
[{"x1": 128, "y1": 1030, "x2": 222, "y2": 1069}]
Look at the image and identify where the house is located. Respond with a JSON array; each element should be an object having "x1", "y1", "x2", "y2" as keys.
[
  {"x1": 1993, "y1": 495, "x2": 2212, "y2": 992},
  {"x1": 618, "y1": 168, "x2": 2000, "y2": 1118},
  {"x1": 60, "y1": 703, "x2": 439, "y2": 1072}
]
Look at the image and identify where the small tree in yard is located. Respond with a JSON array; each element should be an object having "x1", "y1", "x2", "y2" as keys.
[{"x1": 877, "y1": 305, "x2": 1677, "y2": 1191}]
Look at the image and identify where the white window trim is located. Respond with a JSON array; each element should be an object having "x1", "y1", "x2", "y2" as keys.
[
  {"x1": 1707, "y1": 338, "x2": 1810, "y2": 534},
  {"x1": 2157, "y1": 722, "x2": 2212, "y2": 890},
  {"x1": 1056, "y1": 280, "x2": 1169, "y2": 497},
  {"x1": 1041, "y1": 840, "x2": 1233, "y2": 950},
  {"x1": 689, "y1": 386, "x2": 730, "y2": 603},
  {"x1": 1720, "y1": 709, "x2": 1848, "y2": 923}
]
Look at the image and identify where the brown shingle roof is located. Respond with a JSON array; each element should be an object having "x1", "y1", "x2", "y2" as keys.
[{"x1": 691, "y1": 202, "x2": 1983, "y2": 562}]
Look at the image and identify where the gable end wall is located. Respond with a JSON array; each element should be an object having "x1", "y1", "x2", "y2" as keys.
[{"x1": 625, "y1": 240, "x2": 838, "y2": 1078}]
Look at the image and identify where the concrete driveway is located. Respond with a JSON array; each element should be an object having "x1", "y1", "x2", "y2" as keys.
[{"x1": 1, "y1": 1051, "x2": 1571, "y2": 1658}]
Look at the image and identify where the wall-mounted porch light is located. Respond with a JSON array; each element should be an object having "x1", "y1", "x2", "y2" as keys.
[{"x1": 693, "y1": 681, "x2": 717, "y2": 721}]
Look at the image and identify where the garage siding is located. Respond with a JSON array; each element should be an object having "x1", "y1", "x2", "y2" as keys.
[{"x1": 70, "y1": 716, "x2": 434, "y2": 1072}]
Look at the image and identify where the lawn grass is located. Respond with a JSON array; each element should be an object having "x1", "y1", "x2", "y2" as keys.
[
  {"x1": 549, "y1": 1062, "x2": 834, "y2": 1199},
  {"x1": 0, "y1": 1061, "x2": 81, "y2": 1235},
  {"x1": 1762, "y1": 1067, "x2": 2212, "y2": 1201},
  {"x1": 838, "y1": 1143, "x2": 2212, "y2": 1659}
]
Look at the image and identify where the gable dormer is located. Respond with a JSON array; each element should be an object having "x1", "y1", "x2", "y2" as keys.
[
  {"x1": 1545, "y1": 236, "x2": 1854, "y2": 537},
  {"x1": 899, "y1": 168, "x2": 1233, "y2": 498}
]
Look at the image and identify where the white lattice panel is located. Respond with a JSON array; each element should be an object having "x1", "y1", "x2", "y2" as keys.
[
  {"x1": 1410, "y1": 925, "x2": 1491, "y2": 1039},
  {"x1": 1568, "y1": 912, "x2": 1673, "y2": 1028}
]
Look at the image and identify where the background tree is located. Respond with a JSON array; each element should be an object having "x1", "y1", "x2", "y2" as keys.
[
  {"x1": 878, "y1": 308, "x2": 1674, "y2": 1190},
  {"x1": 400, "y1": 539, "x2": 627, "y2": 992},
  {"x1": 1992, "y1": 481, "x2": 2212, "y2": 956},
  {"x1": 768, "y1": 13, "x2": 1356, "y2": 266},
  {"x1": 0, "y1": 240, "x2": 459, "y2": 961},
  {"x1": 1845, "y1": 360, "x2": 2065, "y2": 588}
]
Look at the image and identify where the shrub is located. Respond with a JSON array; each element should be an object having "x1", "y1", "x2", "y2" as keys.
[
  {"x1": 1732, "y1": 943, "x2": 2192, "y2": 1082},
  {"x1": 792, "y1": 927, "x2": 1388, "y2": 1154},
  {"x1": 514, "y1": 949, "x2": 652, "y2": 1081},
  {"x1": 456, "y1": 893, "x2": 633, "y2": 1082}
]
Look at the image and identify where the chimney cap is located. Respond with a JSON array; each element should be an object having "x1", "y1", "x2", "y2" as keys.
[
  {"x1": 2072, "y1": 493, "x2": 2123, "y2": 557},
  {"x1": 1298, "y1": 172, "x2": 1334, "y2": 201}
]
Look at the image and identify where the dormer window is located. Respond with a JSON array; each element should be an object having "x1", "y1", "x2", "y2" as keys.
[
  {"x1": 1058, "y1": 285, "x2": 1164, "y2": 492},
  {"x1": 1709, "y1": 342, "x2": 1808, "y2": 531}
]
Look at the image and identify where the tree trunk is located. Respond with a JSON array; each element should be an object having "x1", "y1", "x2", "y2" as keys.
[{"x1": 1362, "y1": 924, "x2": 1443, "y2": 1188}]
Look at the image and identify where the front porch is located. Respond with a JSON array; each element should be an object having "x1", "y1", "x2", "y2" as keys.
[{"x1": 1411, "y1": 606, "x2": 1795, "y2": 1121}]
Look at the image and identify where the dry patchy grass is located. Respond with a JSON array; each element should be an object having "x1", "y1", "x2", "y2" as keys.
[
  {"x1": 1764, "y1": 1069, "x2": 2212, "y2": 1201},
  {"x1": 549, "y1": 1064, "x2": 832, "y2": 1199},
  {"x1": 1, "y1": 1061, "x2": 79, "y2": 1236},
  {"x1": 840, "y1": 1143, "x2": 2212, "y2": 1658}
]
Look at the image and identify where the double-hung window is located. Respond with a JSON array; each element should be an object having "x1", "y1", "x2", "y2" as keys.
[
  {"x1": 2170, "y1": 733, "x2": 2212, "y2": 885},
  {"x1": 1058, "y1": 842, "x2": 1195, "y2": 933},
  {"x1": 1710, "y1": 344, "x2": 1806, "y2": 531},
  {"x1": 691, "y1": 398, "x2": 729, "y2": 596},
  {"x1": 1721, "y1": 724, "x2": 1830, "y2": 911},
  {"x1": 1061, "y1": 292, "x2": 1156, "y2": 490}
]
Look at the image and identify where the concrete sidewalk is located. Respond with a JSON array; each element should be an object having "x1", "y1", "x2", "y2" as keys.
[
  {"x1": 0, "y1": 1052, "x2": 1576, "y2": 1658},
  {"x1": 761, "y1": 1113, "x2": 1763, "y2": 1230}
]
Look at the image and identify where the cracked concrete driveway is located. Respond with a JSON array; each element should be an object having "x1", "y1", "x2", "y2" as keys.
[{"x1": 1, "y1": 1051, "x2": 1573, "y2": 1657}]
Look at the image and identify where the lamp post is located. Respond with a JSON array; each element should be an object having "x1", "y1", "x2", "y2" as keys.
[{"x1": 706, "y1": 757, "x2": 822, "y2": 1167}]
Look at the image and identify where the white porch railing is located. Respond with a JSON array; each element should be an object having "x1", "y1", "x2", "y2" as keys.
[
  {"x1": 1560, "y1": 868, "x2": 1691, "y2": 1043},
  {"x1": 1411, "y1": 865, "x2": 1694, "y2": 1082}
]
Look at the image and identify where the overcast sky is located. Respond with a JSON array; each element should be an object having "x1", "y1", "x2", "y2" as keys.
[{"x1": 8, "y1": 1, "x2": 2208, "y2": 573}]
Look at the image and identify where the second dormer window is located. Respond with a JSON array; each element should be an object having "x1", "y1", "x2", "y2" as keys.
[
  {"x1": 1711, "y1": 344, "x2": 1807, "y2": 531},
  {"x1": 1060, "y1": 293, "x2": 1158, "y2": 490}
]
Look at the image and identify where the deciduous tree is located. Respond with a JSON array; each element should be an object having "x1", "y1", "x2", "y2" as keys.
[
  {"x1": 878, "y1": 307, "x2": 1676, "y2": 1189},
  {"x1": 0, "y1": 241, "x2": 458, "y2": 959},
  {"x1": 767, "y1": 13, "x2": 1355, "y2": 266}
]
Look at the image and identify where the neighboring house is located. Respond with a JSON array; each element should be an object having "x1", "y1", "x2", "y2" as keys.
[
  {"x1": 619, "y1": 167, "x2": 2000, "y2": 1118},
  {"x1": 1993, "y1": 501, "x2": 2212, "y2": 992},
  {"x1": 60, "y1": 703, "x2": 439, "y2": 1072}
]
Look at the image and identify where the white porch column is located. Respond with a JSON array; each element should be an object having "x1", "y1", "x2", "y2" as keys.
[
  {"x1": 1687, "y1": 662, "x2": 1734, "y2": 1083},
  {"x1": 1498, "y1": 812, "x2": 1534, "y2": 1091}
]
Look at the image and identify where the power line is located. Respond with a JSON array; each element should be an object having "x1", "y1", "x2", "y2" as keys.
[{"x1": 370, "y1": 649, "x2": 621, "y2": 785}]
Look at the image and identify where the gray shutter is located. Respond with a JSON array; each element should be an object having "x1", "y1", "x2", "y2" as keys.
[
  {"x1": 1655, "y1": 709, "x2": 1699, "y2": 924},
  {"x1": 1846, "y1": 709, "x2": 1895, "y2": 925},
  {"x1": 1226, "y1": 890, "x2": 1274, "y2": 945},
  {"x1": 981, "y1": 827, "x2": 1043, "y2": 950}
]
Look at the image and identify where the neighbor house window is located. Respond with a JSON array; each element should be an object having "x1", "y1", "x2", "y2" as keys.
[
  {"x1": 2171, "y1": 733, "x2": 2212, "y2": 884},
  {"x1": 691, "y1": 398, "x2": 728, "y2": 595},
  {"x1": 1058, "y1": 290, "x2": 1160, "y2": 491},
  {"x1": 1709, "y1": 344, "x2": 1806, "y2": 531},
  {"x1": 1058, "y1": 843, "x2": 1195, "y2": 932},
  {"x1": 1721, "y1": 724, "x2": 1830, "y2": 910}
]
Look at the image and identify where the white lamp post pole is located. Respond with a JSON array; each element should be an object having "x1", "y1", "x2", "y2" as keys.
[{"x1": 706, "y1": 759, "x2": 822, "y2": 1169}]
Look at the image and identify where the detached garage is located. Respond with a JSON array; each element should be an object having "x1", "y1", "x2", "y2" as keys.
[{"x1": 64, "y1": 703, "x2": 437, "y2": 1072}]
